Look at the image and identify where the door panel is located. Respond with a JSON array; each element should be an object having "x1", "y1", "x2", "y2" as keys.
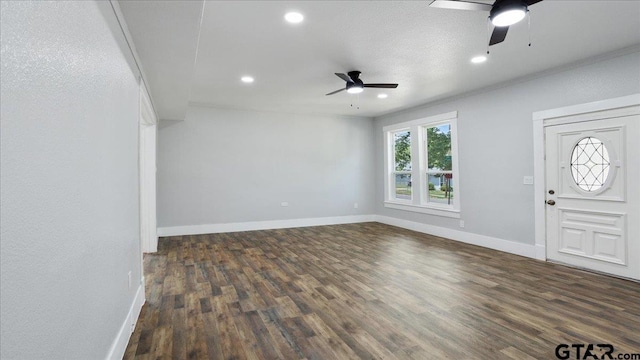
[
  {"x1": 557, "y1": 208, "x2": 626, "y2": 265},
  {"x1": 545, "y1": 114, "x2": 639, "y2": 280}
]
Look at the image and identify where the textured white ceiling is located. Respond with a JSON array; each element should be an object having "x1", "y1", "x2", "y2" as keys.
[
  {"x1": 119, "y1": 0, "x2": 640, "y2": 119},
  {"x1": 118, "y1": 0, "x2": 204, "y2": 120}
]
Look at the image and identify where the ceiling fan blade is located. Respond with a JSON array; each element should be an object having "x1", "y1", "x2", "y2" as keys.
[
  {"x1": 326, "y1": 88, "x2": 346, "y2": 96},
  {"x1": 364, "y1": 83, "x2": 399, "y2": 88},
  {"x1": 429, "y1": 0, "x2": 492, "y2": 12},
  {"x1": 526, "y1": 0, "x2": 543, "y2": 5},
  {"x1": 489, "y1": 26, "x2": 509, "y2": 46},
  {"x1": 335, "y1": 73, "x2": 352, "y2": 83}
]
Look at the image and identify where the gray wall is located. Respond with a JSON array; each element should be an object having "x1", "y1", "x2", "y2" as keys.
[
  {"x1": 157, "y1": 106, "x2": 374, "y2": 227},
  {"x1": 0, "y1": 1, "x2": 142, "y2": 358},
  {"x1": 374, "y1": 51, "x2": 640, "y2": 245}
]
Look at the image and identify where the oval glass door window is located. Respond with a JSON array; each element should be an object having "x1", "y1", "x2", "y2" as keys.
[{"x1": 570, "y1": 137, "x2": 611, "y2": 191}]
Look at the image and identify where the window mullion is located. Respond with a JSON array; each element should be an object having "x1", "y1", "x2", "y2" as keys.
[
  {"x1": 450, "y1": 119, "x2": 460, "y2": 210},
  {"x1": 410, "y1": 125, "x2": 421, "y2": 206},
  {"x1": 421, "y1": 125, "x2": 428, "y2": 205},
  {"x1": 385, "y1": 131, "x2": 391, "y2": 202}
]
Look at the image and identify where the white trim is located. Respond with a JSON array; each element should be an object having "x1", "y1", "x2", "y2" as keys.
[
  {"x1": 140, "y1": 83, "x2": 157, "y2": 126},
  {"x1": 105, "y1": 281, "x2": 145, "y2": 360},
  {"x1": 383, "y1": 202, "x2": 461, "y2": 218},
  {"x1": 375, "y1": 215, "x2": 536, "y2": 259},
  {"x1": 533, "y1": 94, "x2": 640, "y2": 122},
  {"x1": 157, "y1": 215, "x2": 376, "y2": 237},
  {"x1": 139, "y1": 85, "x2": 158, "y2": 254},
  {"x1": 382, "y1": 111, "x2": 457, "y2": 132},
  {"x1": 158, "y1": 214, "x2": 537, "y2": 259},
  {"x1": 535, "y1": 244, "x2": 546, "y2": 261},
  {"x1": 383, "y1": 111, "x2": 460, "y2": 216},
  {"x1": 108, "y1": 0, "x2": 160, "y2": 122},
  {"x1": 532, "y1": 94, "x2": 640, "y2": 262},
  {"x1": 532, "y1": 116, "x2": 546, "y2": 260},
  {"x1": 541, "y1": 106, "x2": 639, "y2": 127}
]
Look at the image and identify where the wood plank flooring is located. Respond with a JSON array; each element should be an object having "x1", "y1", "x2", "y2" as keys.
[{"x1": 124, "y1": 222, "x2": 640, "y2": 359}]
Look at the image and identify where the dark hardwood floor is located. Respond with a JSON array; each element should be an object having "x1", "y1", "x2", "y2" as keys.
[{"x1": 124, "y1": 222, "x2": 640, "y2": 359}]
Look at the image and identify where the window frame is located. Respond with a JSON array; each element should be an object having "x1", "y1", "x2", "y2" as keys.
[
  {"x1": 390, "y1": 128, "x2": 413, "y2": 203},
  {"x1": 383, "y1": 111, "x2": 461, "y2": 218}
]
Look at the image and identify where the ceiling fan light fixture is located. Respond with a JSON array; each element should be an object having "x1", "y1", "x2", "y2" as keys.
[
  {"x1": 347, "y1": 86, "x2": 364, "y2": 94},
  {"x1": 490, "y1": 1, "x2": 527, "y2": 27},
  {"x1": 377, "y1": 94, "x2": 388, "y2": 99},
  {"x1": 327, "y1": 72, "x2": 397, "y2": 96}
]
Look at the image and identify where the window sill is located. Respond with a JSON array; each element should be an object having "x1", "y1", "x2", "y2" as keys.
[{"x1": 384, "y1": 201, "x2": 461, "y2": 218}]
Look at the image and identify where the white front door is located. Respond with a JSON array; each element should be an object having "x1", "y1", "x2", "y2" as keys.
[{"x1": 545, "y1": 109, "x2": 639, "y2": 280}]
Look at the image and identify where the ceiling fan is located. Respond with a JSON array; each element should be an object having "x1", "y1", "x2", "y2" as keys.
[
  {"x1": 326, "y1": 71, "x2": 398, "y2": 96},
  {"x1": 429, "y1": 0, "x2": 543, "y2": 46}
]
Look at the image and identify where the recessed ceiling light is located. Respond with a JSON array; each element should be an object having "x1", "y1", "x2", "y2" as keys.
[
  {"x1": 284, "y1": 12, "x2": 304, "y2": 24},
  {"x1": 241, "y1": 76, "x2": 254, "y2": 83},
  {"x1": 377, "y1": 94, "x2": 388, "y2": 99},
  {"x1": 471, "y1": 55, "x2": 487, "y2": 64}
]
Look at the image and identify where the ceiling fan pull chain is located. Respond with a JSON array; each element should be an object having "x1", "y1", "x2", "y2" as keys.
[
  {"x1": 486, "y1": 17, "x2": 490, "y2": 55},
  {"x1": 528, "y1": 10, "x2": 531, "y2": 47}
]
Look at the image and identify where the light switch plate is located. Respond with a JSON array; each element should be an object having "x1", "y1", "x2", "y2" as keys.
[{"x1": 523, "y1": 176, "x2": 534, "y2": 185}]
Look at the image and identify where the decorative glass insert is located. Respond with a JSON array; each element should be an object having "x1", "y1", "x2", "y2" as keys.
[{"x1": 570, "y1": 137, "x2": 610, "y2": 192}]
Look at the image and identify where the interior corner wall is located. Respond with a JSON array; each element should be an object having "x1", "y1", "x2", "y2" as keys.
[
  {"x1": 374, "y1": 51, "x2": 640, "y2": 246},
  {"x1": 157, "y1": 106, "x2": 375, "y2": 228},
  {"x1": 0, "y1": 1, "x2": 142, "y2": 358}
]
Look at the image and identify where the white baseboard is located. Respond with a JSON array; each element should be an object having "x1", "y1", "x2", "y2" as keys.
[
  {"x1": 157, "y1": 214, "x2": 377, "y2": 237},
  {"x1": 374, "y1": 215, "x2": 537, "y2": 259},
  {"x1": 157, "y1": 214, "x2": 537, "y2": 260},
  {"x1": 105, "y1": 280, "x2": 145, "y2": 360}
]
